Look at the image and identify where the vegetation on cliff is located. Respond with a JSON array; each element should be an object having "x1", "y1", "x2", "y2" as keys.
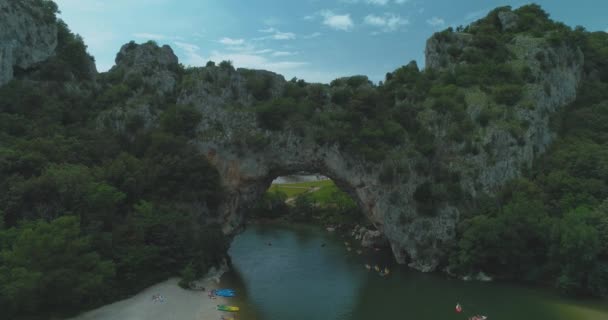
[
  {"x1": 0, "y1": 3, "x2": 226, "y2": 318},
  {"x1": 449, "y1": 6, "x2": 608, "y2": 297}
]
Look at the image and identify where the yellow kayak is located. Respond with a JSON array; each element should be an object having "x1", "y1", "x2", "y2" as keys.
[{"x1": 217, "y1": 305, "x2": 239, "y2": 312}]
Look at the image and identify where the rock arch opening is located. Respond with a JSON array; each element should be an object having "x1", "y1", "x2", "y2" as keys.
[{"x1": 249, "y1": 173, "x2": 389, "y2": 250}]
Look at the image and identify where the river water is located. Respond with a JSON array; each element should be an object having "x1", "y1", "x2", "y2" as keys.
[{"x1": 221, "y1": 223, "x2": 608, "y2": 320}]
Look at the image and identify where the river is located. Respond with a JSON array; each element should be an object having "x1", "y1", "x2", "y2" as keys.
[{"x1": 221, "y1": 223, "x2": 608, "y2": 320}]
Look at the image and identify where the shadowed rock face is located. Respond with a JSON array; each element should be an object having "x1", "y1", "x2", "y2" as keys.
[
  {"x1": 0, "y1": 2, "x2": 586, "y2": 272},
  {"x1": 0, "y1": 0, "x2": 58, "y2": 85}
]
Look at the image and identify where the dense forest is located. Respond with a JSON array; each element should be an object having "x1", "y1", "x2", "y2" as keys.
[
  {"x1": 0, "y1": 2, "x2": 227, "y2": 319},
  {"x1": 1, "y1": 1, "x2": 608, "y2": 319}
]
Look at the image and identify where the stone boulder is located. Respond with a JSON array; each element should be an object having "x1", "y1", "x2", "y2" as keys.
[{"x1": 361, "y1": 230, "x2": 389, "y2": 248}]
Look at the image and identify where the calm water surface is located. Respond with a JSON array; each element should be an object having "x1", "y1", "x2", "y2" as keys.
[{"x1": 221, "y1": 223, "x2": 608, "y2": 320}]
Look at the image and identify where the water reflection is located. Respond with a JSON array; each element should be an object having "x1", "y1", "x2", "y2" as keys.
[{"x1": 225, "y1": 223, "x2": 608, "y2": 320}]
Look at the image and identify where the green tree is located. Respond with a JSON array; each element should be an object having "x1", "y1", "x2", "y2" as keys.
[{"x1": 0, "y1": 216, "x2": 115, "y2": 317}]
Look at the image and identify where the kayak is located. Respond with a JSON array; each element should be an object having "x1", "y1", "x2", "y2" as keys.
[
  {"x1": 217, "y1": 305, "x2": 240, "y2": 312},
  {"x1": 215, "y1": 289, "x2": 235, "y2": 294},
  {"x1": 216, "y1": 291, "x2": 236, "y2": 297}
]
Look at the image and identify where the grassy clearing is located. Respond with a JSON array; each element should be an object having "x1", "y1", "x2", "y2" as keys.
[{"x1": 268, "y1": 179, "x2": 335, "y2": 198}]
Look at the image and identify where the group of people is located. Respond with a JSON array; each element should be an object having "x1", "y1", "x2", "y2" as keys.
[
  {"x1": 456, "y1": 303, "x2": 487, "y2": 320},
  {"x1": 151, "y1": 294, "x2": 165, "y2": 303}
]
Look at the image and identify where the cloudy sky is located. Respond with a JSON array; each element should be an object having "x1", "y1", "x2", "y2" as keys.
[{"x1": 55, "y1": 0, "x2": 608, "y2": 83}]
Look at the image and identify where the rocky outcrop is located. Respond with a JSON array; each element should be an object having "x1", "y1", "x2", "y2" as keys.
[
  {"x1": 498, "y1": 10, "x2": 519, "y2": 31},
  {"x1": 96, "y1": 42, "x2": 181, "y2": 133},
  {"x1": 0, "y1": 0, "x2": 58, "y2": 86},
  {"x1": 424, "y1": 32, "x2": 472, "y2": 71},
  {"x1": 114, "y1": 41, "x2": 180, "y2": 95},
  {"x1": 352, "y1": 226, "x2": 389, "y2": 248},
  {"x1": 362, "y1": 230, "x2": 389, "y2": 248}
]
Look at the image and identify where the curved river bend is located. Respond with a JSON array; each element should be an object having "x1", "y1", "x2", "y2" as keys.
[{"x1": 222, "y1": 223, "x2": 608, "y2": 320}]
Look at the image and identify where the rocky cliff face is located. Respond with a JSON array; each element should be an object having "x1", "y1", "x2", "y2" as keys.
[
  {"x1": 0, "y1": 3, "x2": 586, "y2": 272},
  {"x1": 0, "y1": 0, "x2": 58, "y2": 86},
  {"x1": 97, "y1": 24, "x2": 583, "y2": 271}
]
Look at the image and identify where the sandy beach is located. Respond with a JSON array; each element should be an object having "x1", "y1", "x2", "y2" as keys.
[{"x1": 68, "y1": 270, "x2": 232, "y2": 320}]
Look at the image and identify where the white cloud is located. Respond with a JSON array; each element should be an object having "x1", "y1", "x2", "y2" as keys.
[
  {"x1": 207, "y1": 51, "x2": 308, "y2": 72},
  {"x1": 273, "y1": 31, "x2": 296, "y2": 40},
  {"x1": 366, "y1": 0, "x2": 389, "y2": 5},
  {"x1": 174, "y1": 39, "x2": 307, "y2": 77},
  {"x1": 364, "y1": 14, "x2": 408, "y2": 32},
  {"x1": 395, "y1": 0, "x2": 409, "y2": 3},
  {"x1": 303, "y1": 15, "x2": 315, "y2": 20},
  {"x1": 364, "y1": 15, "x2": 386, "y2": 27},
  {"x1": 256, "y1": 28, "x2": 296, "y2": 40},
  {"x1": 263, "y1": 17, "x2": 281, "y2": 26},
  {"x1": 304, "y1": 32, "x2": 322, "y2": 39},
  {"x1": 173, "y1": 41, "x2": 207, "y2": 66},
  {"x1": 259, "y1": 27, "x2": 276, "y2": 33},
  {"x1": 173, "y1": 41, "x2": 340, "y2": 84},
  {"x1": 321, "y1": 10, "x2": 354, "y2": 31},
  {"x1": 272, "y1": 51, "x2": 297, "y2": 57},
  {"x1": 255, "y1": 49, "x2": 273, "y2": 54},
  {"x1": 426, "y1": 17, "x2": 445, "y2": 27},
  {"x1": 219, "y1": 37, "x2": 245, "y2": 45},
  {"x1": 133, "y1": 33, "x2": 169, "y2": 40}
]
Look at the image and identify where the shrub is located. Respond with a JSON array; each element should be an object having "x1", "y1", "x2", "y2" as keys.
[
  {"x1": 493, "y1": 84, "x2": 523, "y2": 105},
  {"x1": 246, "y1": 72, "x2": 273, "y2": 100},
  {"x1": 219, "y1": 60, "x2": 233, "y2": 70},
  {"x1": 160, "y1": 104, "x2": 203, "y2": 137},
  {"x1": 256, "y1": 98, "x2": 295, "y2": 130}
]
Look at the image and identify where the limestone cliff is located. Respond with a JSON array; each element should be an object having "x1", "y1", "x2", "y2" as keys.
[
  {"x1": 0, "y1": 0, "x2": 58, "y2": 86},
  {"x1": 0, "y1": 4, "x2": 586, "y2": 272}
]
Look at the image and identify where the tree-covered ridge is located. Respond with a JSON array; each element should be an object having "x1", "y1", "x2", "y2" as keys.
[
  {"x1": 452, "y1": 19, "x2": 608, "y2": 296},
  {"x1": 0, "y1": 3, "x2": 226, "y2": 318},
  {"x1": 248, "y1": 5, "x2": 580, "y2": 161}
]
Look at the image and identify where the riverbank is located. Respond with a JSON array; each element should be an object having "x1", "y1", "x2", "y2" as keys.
[{"x1": 67, "y1": 267, "x2": 231, "y2": 320}]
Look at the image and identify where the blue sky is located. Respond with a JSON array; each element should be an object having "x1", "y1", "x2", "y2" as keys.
[{"x1": 54, "y1": 0, "x2": 608, "y2": 83}]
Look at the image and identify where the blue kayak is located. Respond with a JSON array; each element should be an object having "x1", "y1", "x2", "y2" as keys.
[
  {"x1": 215, "y1": 289, "x2": 235, "y2": 294},
  {"x1": 216, "y1": 292, "x2": 236, "y2": 297}
]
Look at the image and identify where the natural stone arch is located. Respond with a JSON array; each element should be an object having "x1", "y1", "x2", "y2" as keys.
[
  {"x1": 99, "y1": 13, "x2": 584, "y2": 271},
  {"x1": 200, "y1": 139, "x2": 441, "y2": 270}
]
